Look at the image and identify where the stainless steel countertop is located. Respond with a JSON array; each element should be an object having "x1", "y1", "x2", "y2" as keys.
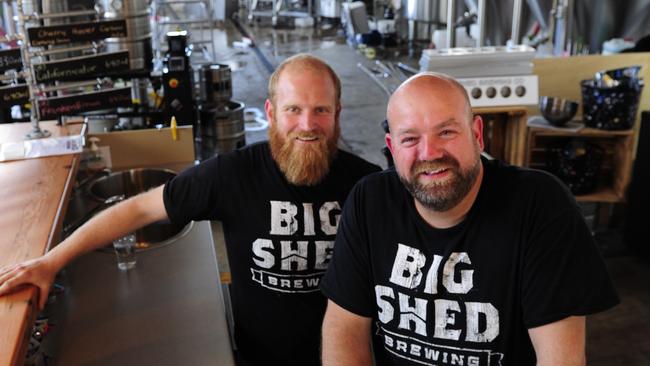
[{"x1": 49, "y1": 221, "x2": 235, "y2": 366}]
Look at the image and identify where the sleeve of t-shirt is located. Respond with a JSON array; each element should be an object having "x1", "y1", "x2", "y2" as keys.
[
  {"x1": 162, "y1": 156, "x2": 227, "y2": 226},
  {"x1": 520, "y1": 179, "x2": 620, "y2": 328},
  {"x1": 320, "y1": 182, "x2": 376, "y2": 318}
]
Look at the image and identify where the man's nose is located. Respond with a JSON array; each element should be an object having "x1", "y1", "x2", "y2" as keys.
[
  {"x1": 297, "y1": 111, "x2": 317, "y2": 130},
  {"x1": 419, "y1": 135, "x2": 444, "y2": 161}
]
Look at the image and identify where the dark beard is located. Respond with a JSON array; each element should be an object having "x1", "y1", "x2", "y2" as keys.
[
  {"x1": 268, "y1": 121, "x2": 340, "y2": 186},
  {"x1": 399, "y1": 154, "x2": 481, "y2": 212}
]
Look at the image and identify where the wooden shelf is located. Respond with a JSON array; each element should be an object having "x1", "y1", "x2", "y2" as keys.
[
  {"x1": 525, "y1": 127, "x2": 634, "y2": 203},
  {"x1": 574, "y1": 187, "x2": 623, "y2": 203},
  {"x1": 474, "y1": 106, "x2": 527, "y2": 115},
  {"x1": 473, "y1": 107, "x2": 528, "y2": 166},
  {"x1": 528, "y1": 126, "x2": 634, "y2": 137}
]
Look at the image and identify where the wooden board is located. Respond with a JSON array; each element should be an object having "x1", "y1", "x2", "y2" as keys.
[
  {"x1": 474, "y1": 106, "x2": 528, "y2": 166},
  {"x1": 0, "y1": 121, "x2": 83, "y2": 366},
  {"x1": 90, "y1": 126, "x2": 195, "y2": 171}
]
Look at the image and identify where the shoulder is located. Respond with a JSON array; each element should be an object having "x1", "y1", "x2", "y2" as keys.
[
  {"x1": 177, "y1": 142, "x2": 271, "y2": 182},
  {"x1": 333, "y1": 149, "x2": 382, "y2": 174},
  {"x1": 483, "y1": 158, "x2": 578, "y2": 211},
  {"x1": 487, "y1": 158, "x2": 570, "y2": 191},
  {"x1": 219, "y1": 141, "x2": 270, "y2": 162},
  {"x1": 206, "y1": 141, "x2": 272, "y2": 170},
  {"x1": 349, "y1": 167, "x2": 403, "y2": 200}
]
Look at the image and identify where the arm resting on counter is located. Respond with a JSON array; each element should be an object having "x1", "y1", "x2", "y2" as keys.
[
  {"x1": 321, "y1": 300, "x2": 373, "y2": 366},
  {"x1": 0, "y1": 185, "x2": 168, "y2": 309},
  {"x1": 528, "y1": 315, "x2": 586, "y2": 366}
]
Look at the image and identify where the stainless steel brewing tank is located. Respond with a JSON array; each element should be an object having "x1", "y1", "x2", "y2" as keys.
[
  {"x1": 403, "y1": 0, "x2": 446, "y2": 42},
  {"x1": 319, "y1": 0, "x2": 341, "y2": 18},
  {"x1": 100, "y1": 0, "x2": 153, "y2": 71},
  {"x1": 405, "y1": 0, "x2": 441, "y2": 22},
  {"x1": 100, "y1": 0, "x2": 152, "y2": 123},
  {"x1": 39, "y1": 0, "x2": 95, "y2": 60},
  {"x1": 197, "y1": 101, "x2": 246, "y2": 159}
]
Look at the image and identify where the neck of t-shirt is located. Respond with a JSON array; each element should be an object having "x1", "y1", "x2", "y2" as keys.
[{"x1": 413, "y1": 164, "x2": 484, "y2": 229}]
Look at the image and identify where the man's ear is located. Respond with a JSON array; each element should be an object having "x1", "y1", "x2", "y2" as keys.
[
  {"x1": 265, "y1": 99, "x2": 274, "y2": 125},
  {"x1": 472, "y1": 114, "x2": 484, "y2": 151},
  {"x1": 385, "y1": 132, "x2": 394, "y2": 155}
]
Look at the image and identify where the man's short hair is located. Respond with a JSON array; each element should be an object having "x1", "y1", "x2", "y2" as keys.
[{"x1": 268, "y1": 54, "x2": 342, "y2": 107}]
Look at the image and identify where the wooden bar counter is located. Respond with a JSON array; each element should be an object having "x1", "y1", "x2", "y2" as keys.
[{"x1": 0, "y1": 121, "x2": 84, "y2": 366}]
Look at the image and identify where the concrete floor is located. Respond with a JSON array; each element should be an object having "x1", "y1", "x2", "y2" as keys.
[
  {"x1": 216, "y1": 18, "x2": 393, "y2": 168},
  {"x1": 207, "y1": 16, "x2": 650, "y2": 364}
]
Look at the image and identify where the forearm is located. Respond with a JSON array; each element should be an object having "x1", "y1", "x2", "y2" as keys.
[
  {"x1": 537, "y1": 355, "x2": 585, "y2": 366},
  {"x1": 45, "y1": 186, "x2": 167, "y2": 272},
  {"x1": 0, "y1": 186, "x2": 168, "y2": 308},
  {"x1": 322, "y1": 301, "x2": 372, "y2": 366},
  {"x1": 530, "y1": 316, "x2": 586, "y2": 366},
  {"x1": 537, "y1": 358, "x2": 585, "y2": 366}
]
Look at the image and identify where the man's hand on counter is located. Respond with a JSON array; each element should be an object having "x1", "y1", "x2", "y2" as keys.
[
  {"x1": 0, "y1": 185, "x2": 169, "y2": 310},
  {"x1": 0, "y1": 256, "x2": 58, "y2": 310}
]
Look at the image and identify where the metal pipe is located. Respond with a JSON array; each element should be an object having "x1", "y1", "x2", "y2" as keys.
[
  {"x1": 158, "y1": 19, "x2": 212, "y2": 25},
  {"x1": 358, "y1": 62, "x2": 392, "y2": 97},
  {"x1": 446, "y1": 0, "x2": 456, "y2": 49},
  {"x1": 463, "y1": 0, "x2": 477, "y2": 14},
  {"x1": 565, "y1": 0, "x2": 574, "y2": 54},
  {"x1": 17, "y1": 0, "x2": 50, "y2": 139},
  {"x1": 511, "y1": 0, "x2": 523, "y2": 44},
  {"x1": 548, "y1": 0, "x2": 558, "y2": 45},
  {"x1": 31, "y1": 42, "x2": 103, "y2": 57},
  {"x1": 2, "y1": 1, "x2": 16, "y2": 36},
  {"x1": 396, "y1": 62, "x2": 419, "y2": 76},
  {"x1": 21, "y1": 9, "x2": 98, "y2": 21},
  {"x1": 526, "y1": 0, "x2": 548, "y2": 30},
  {"x1": 477, "y1": 0, "x2": 486, "y2": 46},
  {"x1": 553, "y1": 0, "x2": 569, "y2": 55},
  {"x1": 38, "y1": 79, "x2": 104, "y2": 93},
  {"x1": 375, "y1": 60, "x2": 393, "y2": 77}
]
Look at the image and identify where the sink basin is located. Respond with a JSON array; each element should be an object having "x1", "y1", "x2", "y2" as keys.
[
  {"x1": 88, "y1": 168, "x2": 175, "y2": 202},
  {"x1": 63, "y1": 168, "x2": 190, "y2": 251}
]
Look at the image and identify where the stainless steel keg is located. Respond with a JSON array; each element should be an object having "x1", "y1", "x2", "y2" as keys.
[
  {"x1": 199, "y1": 63, "x2": 232, "y2": 104},
  {"x1": 196, "y1": 100, "x2": 246, "y2": 159}
]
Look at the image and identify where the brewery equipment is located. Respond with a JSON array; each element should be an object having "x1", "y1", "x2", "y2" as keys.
[
  {"x1": 195, "y1": 63, "x2": 246, "y2": 160},
  {"x1": 162, "y1": 31, "x2": 195, "y2": 126}
]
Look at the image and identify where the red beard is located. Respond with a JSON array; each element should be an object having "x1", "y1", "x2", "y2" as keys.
[{"x1": 269, "y1": 121, "x2": 340, "y2": 186}]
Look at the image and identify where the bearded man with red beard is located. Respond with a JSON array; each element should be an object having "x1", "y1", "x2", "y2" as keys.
[
  {"x1": 321, "y1": 72, "x2": 619, "y2": 366},
  {"x1": 0, "y1": 54, "x2": 380, "y2": 366}
]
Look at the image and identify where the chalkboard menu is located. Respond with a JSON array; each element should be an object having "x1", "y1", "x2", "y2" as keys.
[
  {"x1": 33, "y1": 51, "x2": 130, "y2": 83},
  {"x1": 0, "y1": 84, "x2": 29, "y2": 108},
  {"x1": 0, "y1": 48, "x2": 23, "y2": 73},
  {"x1": 38, "y1": 87, "x2": 132, "y2": 119},
  {"x1": 27, "y1": 19, "x2": 128, "y2": 46}
]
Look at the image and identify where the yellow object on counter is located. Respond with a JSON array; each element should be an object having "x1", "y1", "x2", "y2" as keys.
[{"x1": 170, "y1": 116, "x2": 178, "y2": 141}]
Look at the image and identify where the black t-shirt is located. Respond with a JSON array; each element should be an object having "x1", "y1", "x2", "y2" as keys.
[
  {"x1": 321, "y1": 158, "x2": 619, "y2": 366},
  {"x1": 163, "y1": 142, "x2": 380, "y2": 366}
]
